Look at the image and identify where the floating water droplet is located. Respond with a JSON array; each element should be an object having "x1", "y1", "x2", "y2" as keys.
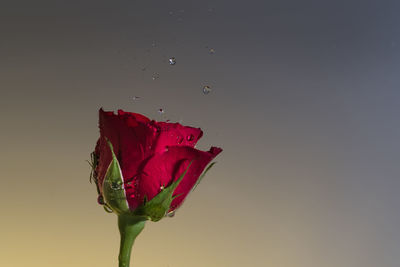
[
  {"x1": 97, "y1": 195, "x2": 105, "y2": 205},
  {"x1": 152, "y1": 73, "x2": 160, "y2": 80},
  {"x1": 158, "y1": 108, "x2": 165, "y2": 114},
  {"x1": 209, "y1": 48, "x2": 215, "y2": 54},
  {"x1": 168, "y1": 57, "x2": 176, "y2": 65},
  {"x1": 132, "y1": 96, "x2": 140, "y2": 101},
  {"x1": 177, "y1": 136, "x2": 183, "y2": 144},
  {"x1": 202, "y1": 85, "x2": 212, "y2": 95},
  {"x1": 187, "y1": 134, "x2": 194, "y2": 141},
  {"x1": 151, "y1": 41, "x2": 157, "y2": 48}
]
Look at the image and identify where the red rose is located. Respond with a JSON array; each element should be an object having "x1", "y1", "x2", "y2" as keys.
[
  {"x1": 91, "y1": 109, "x2": 222, "y2": 219},
  {"x1": 89, "y1": 108, "x2": 222, "y2": 267}
]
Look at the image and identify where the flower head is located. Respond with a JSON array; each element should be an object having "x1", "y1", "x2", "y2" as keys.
[{"x1": 91, "y1": 109, "x2": 222, "y2": 220}]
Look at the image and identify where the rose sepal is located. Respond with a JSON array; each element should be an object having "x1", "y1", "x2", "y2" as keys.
[
  {"x1": 133, "y1": 161, "x2": 193, "y2": 222},
  {"x1": 102, "y1": 139, "x2": 130, "y2": 215}
]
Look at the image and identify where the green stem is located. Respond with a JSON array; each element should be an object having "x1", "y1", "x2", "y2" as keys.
[{"x1": 118, "y1": 215, "x2": 146, "y2": 267}]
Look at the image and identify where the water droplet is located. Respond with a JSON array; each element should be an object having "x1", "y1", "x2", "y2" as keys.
[
  {"x1": 202, "y1": 85, "x2": 212, "y2": 95},
  {"x1": 167, "y1": 210, "x2": 176, "y2": 217},
  {"x1": 125, "y1": 181, "x2": 133, "y2": 189},
  {"x1": 132, "y1": 96, "x2": 140, "y2": 101},
  {"x1": 177, "y1": 136, "x2": 184, "y2": 144},
  {"x1": 209, "y1": 48, "x2": 215, "y2": 54},
  {"x1": 168, "y1": 57, "x2": 176, "y2": 65},
  {"x1": 160, "y1": 185, "x2": 165, "y2": 190},
  {"x1": 97, "y1": 195, "x2": 105, "y2": 205},
  {"x1": 104, "y1": 205, "x2": 113, "y2": 213},
  {"x1": 111, "y1": 181, "x2": 122, "y2": 190},
  {"x1": 187, "y1": 134, "x2": 194, "y2": 141},
  {"x1": 151, "y1": 41, "x2": 157, "y2": 48},
  {"x1": 165, "y1": 146, "x2": 169, "y2": 152},
  {"x1": 158, "y1": 108, "x2": 165, "y2": 114},
  {"x1": 152, "y1": 73, "x2": 160, "y2": 80}
]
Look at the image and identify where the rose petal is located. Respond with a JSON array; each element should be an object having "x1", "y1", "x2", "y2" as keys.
[
  {"x1": 96, "y1": 109, "x2": 157, "y2": 209},
  {"x1": 135, "y1": 146, "x2": 222, "y2": 211},
  {"x1": 151, "y1": 121, "x2": 203, "y2": 154}
]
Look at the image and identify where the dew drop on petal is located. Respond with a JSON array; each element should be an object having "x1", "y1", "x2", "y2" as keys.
[
  {"x1": 187, "y1": 134, "x2": 194, "y2": 141},
  {"x1": 177, "y1": 136, "x2": 184, "y2": 144},
  {"x1": 168, "y1": 57, "x2": 176, "y2": 65},
  {"x1": 202, "y1": 85, "x2": 212, "y2": 95},
  {"x1": 125, "y1": 181, "x2": 133, "y2": 189}
]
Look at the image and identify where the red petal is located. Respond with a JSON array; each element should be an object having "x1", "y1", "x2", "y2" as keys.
[
  {"x1": 136, "y1": 146, "x2": 222, "y2": 211},
  {"x1": 151, "y1": 121, "x2": 203, "y2": 154},
  {"x1": 96, "y1": 109, "x2": 157, "y2": 209}
]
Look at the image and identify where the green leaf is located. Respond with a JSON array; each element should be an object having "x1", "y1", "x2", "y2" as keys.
[
  {"x1": 133, "y1": 161, "x2": 193, "y2": 222},
  {"x1": 191, "y1": 162, "x2": 216, "y2": 192},
  {"x1": 102, "y1": 139, "x2": 130, "y2": 215}
]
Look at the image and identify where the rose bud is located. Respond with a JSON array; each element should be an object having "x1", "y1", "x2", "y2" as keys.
[{"x1": 89, "y1": 109, "x2": 222, "y2": 267}]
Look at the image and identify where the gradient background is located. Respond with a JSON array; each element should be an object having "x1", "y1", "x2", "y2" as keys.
[{"x1": 1, "y1": 1, "x2": 400, "y2": 266}]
